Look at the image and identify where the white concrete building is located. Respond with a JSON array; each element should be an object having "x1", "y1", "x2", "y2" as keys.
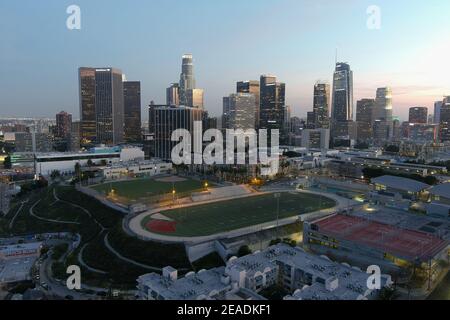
[
  {"x1": 34, "y1": 146, "x2": 145, "y2": 176},
  {"x1": 138, "y1": 244, "x2": 392, "y2": 301},
  {"x1": 102, "y1": 160, "x2": 172, "y2": 180}
]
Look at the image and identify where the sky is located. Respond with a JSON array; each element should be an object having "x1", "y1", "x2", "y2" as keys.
[{"x1": 1, "y1": 0, "x2": 449, "y2": 121}]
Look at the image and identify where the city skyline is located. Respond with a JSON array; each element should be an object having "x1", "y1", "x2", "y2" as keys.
[{"x1": 1, "y1": 0, "x2": 450, "y2": 121}]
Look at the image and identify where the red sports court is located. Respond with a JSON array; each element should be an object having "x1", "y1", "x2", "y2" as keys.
[{"x1": 314, "y1": 214, "x2": 448, "y2": 261}]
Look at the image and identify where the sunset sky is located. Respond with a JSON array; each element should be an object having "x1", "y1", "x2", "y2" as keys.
[{"x1": 1, "y1": 0, "x2": 449, "y2": 120}]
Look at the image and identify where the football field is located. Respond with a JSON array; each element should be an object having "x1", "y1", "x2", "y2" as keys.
[
  {"x1": 90, "y1": 176, "x2": 210, "y2": 201},
  {"x1": 142, "y1": 192, "x2": 336, "y2": 237}
]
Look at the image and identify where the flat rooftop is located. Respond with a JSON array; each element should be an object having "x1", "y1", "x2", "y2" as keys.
[
  {"x1": 313, "y1": 214, "x2": 448, "y2": 260},
  {"x1": 0, "y1": 257, "x2": 36, "y2": 283},
  {"x1": 138, "y1": 267, "x2": 229, "y2": 300}
]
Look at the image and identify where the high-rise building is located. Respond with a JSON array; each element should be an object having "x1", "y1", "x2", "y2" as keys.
[
  {"x1": 409, "y1": 107, "x2": 428, "y2": 124},
  {"x1": 70, "y1": 121, "x2": 80, "y2": 152},
  {"x1": 224, "y1": 93, "x2": 256, "y2": 130},
  {"x1": 259, "y1": 75, "x2": 286, "y2": 133},
  {"x1": 95, "y1": 68, "x2": 124, "y2": 145},
  {"x1": 356, "y1": 99, "x2": 375, "y2": 142},
  {"x1": 440, "y1": 96, "x2": 450, "y2": 142},
  {"x1": 123, "y1": 81, "x2": 141, "y2": 142},
  {"x1": 373, "y1": 87, "x2": 393, "y2": 143},
  {"x1": 166, "y1": 83, "x2": 180, "y2": 106},
  {"x1": 179, "y1": 54, "x2": 196, "y2": 106},
  {"x1": 237, "y1": 80, "x2": 260, "y2": 128},
  {"x1": 434, "y1": 101, "x2": 443, "y2": 124},
  {"x1": 79, "y1": 67, "x2": 96, "y2": 146},
  {"x1": 14, "y1": 132, "x2": 52, "y2": 153},
  {"x1": 301, "y1": 129, "x2": 330, "y2": 150},
  {"x1": 55, "y1": 111, "x2": 72, "y2": 140},
  {"x1": 331, "y1": 63, "x2": 353, "y2": 122},
  {"x1": 79, "y1": 67, "x2": 125, "y2": 146},
  {"x1": 222, "y1": 96, "x2": 231, "y2": 130},
  {"x1": 149, "y1": 105, "x2": 205, "y2": 160},
  {"x1": 331, "y1": 63, "x2": 354, "y2": 142},
  {"x1": 306, "y1": 112, "x2": 316, "y2": 129},
  {"x1": 186, "y1": 88, "x2": 204, "y2": 109},
  {"x1": 313, "y1": 81, "x2": 330, "y2": 129}
]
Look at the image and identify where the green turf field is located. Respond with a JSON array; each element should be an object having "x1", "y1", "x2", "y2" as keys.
[
  {"x1": 143, "y1": 192, "x2": 336, "y2": 237},
  {"x1": 90, "y1": 177, "x2": 210, "y2": 201}
]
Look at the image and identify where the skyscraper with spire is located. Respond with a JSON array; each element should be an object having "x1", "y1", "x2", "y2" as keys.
[
  {"x1": 331, "y1": 62, "x2": 355, "y2": 143},
  {"x1": 179, "y1": 54, "x2": 196, "y2": 106},
  {"x1": 331, "y1": 62, "x2": 353, "y2": 122}
]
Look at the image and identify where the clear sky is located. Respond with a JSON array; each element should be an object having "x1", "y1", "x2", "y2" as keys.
[{"x1": 1, "y1": 0, "x2": 449, "y2": 121}]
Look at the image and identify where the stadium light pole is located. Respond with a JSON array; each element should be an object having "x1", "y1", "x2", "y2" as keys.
[{"x1": 275, "y1": 193, "x2": 281, "y2": 240}]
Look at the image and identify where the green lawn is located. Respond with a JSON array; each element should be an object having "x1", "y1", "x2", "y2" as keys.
[
  {"x1": 143, "y1": 192, "x2": 336, "y2": 237},
  {"x1": 90, "y1": 177, "x2": 210, "y2": 201},
  {"x1": 0, "y1": 185, "x2": 191, "y2": 289}
]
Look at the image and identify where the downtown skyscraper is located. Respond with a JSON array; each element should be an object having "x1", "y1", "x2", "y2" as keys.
[
  {"x1": 179, "y1": 54, "x2": 196, "y2": 106},
  {"x1": 356, "y1": 99, "x2": 375, "y2": 142},
  {"x1": 409, "y1": 107, "x2": 428, "y2": 124},
  {"x1": 259, "y1": 75, "x2": 286, "y2": 133},
  {"x1": 440, "y1": 96, "x2": 450, "y2": 142},
  {"x1": 222, "y1": 93, "x2": 256, "y2": 130},
  {"x1": 166, "y1": 83, "x2": 180, "y2": 106},
  {"x1": 237, "y1": 80, "x2": 260, "y2": 128},
  {"x1": 331, "y1": 63, "x2": 354, "y2": 142},
  {"x1": 331, "y1": 63, "x2": 353, "y2": 122},
  {"x1": 123, "y1": 81, "x2": 142, "y2": 142},
  {"x1": 312, "y1": 81, "x2": 331, "y2": 129},
  {"x1": 79, "y1": 67, "x2": 125, "y2": 146},
  {"x1": 372, "y1": 87, "x2": 393, "y2": 144}
]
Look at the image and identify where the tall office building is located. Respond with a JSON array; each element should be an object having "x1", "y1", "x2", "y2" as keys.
[
  {"x1": 434, "y1": 101, "x2": 443, "y2": 124},
  {"x1": 306, "y1": 112, "x2": 316, "y2": 129},
  {"x1": 149, "y1": 105, "x2": 205, "y2": 160},
  {"x1": 95, "y1": 68, "x2": 124, "y2": 145},
  {"x1": 259, "y1": 75, "x2": 286, "y2": 132},
  {"x1": 223, "y1": 93, "x2": 256, "y2": 130},
  {"x1": 222, "y1": 96, "x2": 231, "y2": 130},
  {"x1": 440, "y1": 96, "x2": 450, "y2": 142},
  {"x1": 179, "y1": 54, "x2": 196, "y2": 106},
  {"x1": 301, "y1": 129, "x2": 330, "y2": 150},
  {"x1": 55, "y1": 111, "x2": 72, "y2": 140},
  {"x1": 373, "y1": 87, "x2": 393, "y2": 143},
  {"x1": 70, "y1": 121, "x2": 80, "y2": 152},
  {"x1": 166, "y1": 83, "x2": 180, "y2": 106},
  {"x1": 123, "y1": 81, "x2": 141, "y2": 142},
  {"x1": 79, "y1": 67, "x2": 125, "y2": 146},
  {"x1": 356, "y1": 99, "x2": 375, "y2": 142},
  {"x1": 331, "y1": 63, "x2": 353, "y2": 122},
  {"x1": 79, "y1": 67, "x2": 96, "y2": 146},
  {"x1": 186, "y1": 88, "x2": 204, "y2": 109},
  {"x1": 409, "y1": 107, "x2": 428, "y2": 124},
  {"x1": 237, "y1": 80, "x2": 260, "y2": 128},
  {"x1": 312, "y1": 81, "x2": 330, "y2": 129},
  {"x1": 331, "y1": 63, "x2": 354, "y2": 141}
]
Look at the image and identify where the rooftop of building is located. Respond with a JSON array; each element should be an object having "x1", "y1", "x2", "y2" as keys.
[
  {"x1": 231, "y1": 244, "x2": 391, "y2": 300},
  {"x1": 371, "y1": 175, "x2": 430, "y2": 193},
  {"x1": 428, "y1": 182, "x2": 450, "y2": 199},
  {"x1": 138, "y1": 267, "x2": 229, "y2": 300}
]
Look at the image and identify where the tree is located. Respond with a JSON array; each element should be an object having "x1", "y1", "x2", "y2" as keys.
[
  {"x1": 50, "y1": 170, "x2": 61, "y2": 180},
  {"x1": 74, "y1": 162, "x2": 81, "y2": 177},
  {"x1": 237, "y1": 245, "x2": 252, "y2": 257},
  {"x1": 378, "y1": 287, "x2": 400, "y2": 300},
  {"x1": 3, "y1": 156, "x2": 11, "y2": 169},
  {"x1": 385, "y1": 145, "x2": 400, "y2": 153}
]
